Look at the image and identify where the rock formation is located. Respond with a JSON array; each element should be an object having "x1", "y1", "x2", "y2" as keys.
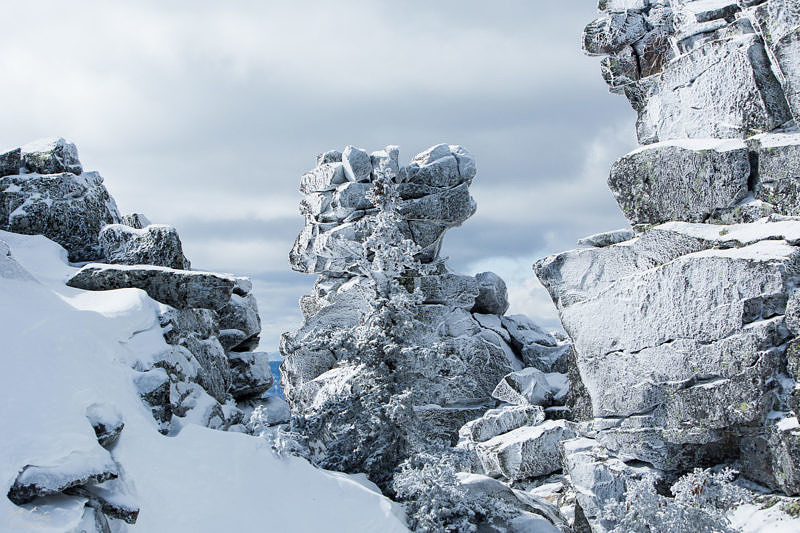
[
  {"x1": 494, "y1": 1, "x2": 800, "y2": 531},
  {"x1": 1, "y1": 138, "x2": 281, "y2": 528},
  {"x1": 284, "y1": 146, "x2": 547, "y2": 481}
]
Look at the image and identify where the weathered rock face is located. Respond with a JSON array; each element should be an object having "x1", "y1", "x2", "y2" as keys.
[
  {"x1": 0, "y1": 168, "x2": 121, "y2": 262},
  {"x1": 290, "y1": 143, "x2": 477, "y2": 274},
  {"x1": 67, "y1": 264, "x2": 240, "y2": 311},
  {"x1": 99, "y1": 223, "x2": 191, "y2": 269},
  {"x1": 585, "y1": 0, "x2": 797, "y2": 144},
  {"x1": 536, "y1": 220, "x2": 800, "y2": 478},
  {"x1": 283, "y1": 145, "x2": 554, "y2": 487},
  {"x1": 609, "y1": 139, "x2": 750, "y2": 225}
]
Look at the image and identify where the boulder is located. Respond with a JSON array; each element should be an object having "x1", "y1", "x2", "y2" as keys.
[
  {"x1": 121, "y1": 212, "x2": 151, "y2": 229},
  {"x1": 85, "y1": 404, "x2": 124, "y2": 449},
  {"x1": 67, "y1": 264, "x2": 241, "y2": 311},
  {"x1": 7, "y1": 448, "x2": 119, "y2": 505},
  {"x1": 218, "y1": 292, "x2": 261, "y2": 350},
  {"x1": 475, "y1": 420, "x2": 577, "y2": 481},
  {"x1": 560, "y1": 437, "x2": 662, "y2": 533},
  {"x1": 99, "y1": 223, "x2": 190, "y2": 269},
  {"x1": 20, "y1": 137, "x2": 83, "y2": 175},
  {"x1": 342, "y1": 146, "x2": 372, "y2": 182},
  {"x1": 229, "y1": 351, "x2": 273, "y2": 399},
  {"x1": 0, "y1": 148, "x2": 21, "y2": 177},
  {"x1": 459, "y1": 404, "x2": 546, "y2": 444},
  {"x1": 414, "y1": 272, "x2": 479, "y2": 309},
  {"x1": 492, "y1": 368, "x2": 569, "y2": 407},
  {"x1": 0, "y1": 171, "x2": 121, "y2": 261},
  {"x1": 535, "y1": 219, "x2": 800, "y2": 468},
  {"x1": 577, "y1": 228, "x2": 634, "y2": 247},
  {"x1": 608, "y1": 139, "x2": 751, "y2": 225},
  {"x1": 472, "y1": 271, "x2": 510, "y2": 315}
]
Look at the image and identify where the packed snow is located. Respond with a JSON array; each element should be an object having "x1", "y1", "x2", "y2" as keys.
[{"x1": 0, "y1": 230, "x2": 408, "y2": 532}]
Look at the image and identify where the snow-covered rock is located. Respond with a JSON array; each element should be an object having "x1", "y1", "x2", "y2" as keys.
[
  {"x1": 19, "y1": 137, "x2": 83, "y2": 175},
  {"x1": 585, "y1": 1, "x2": 795, "y2": 143},
  {"x1": 459, "y1": 404, "x2": 546, "y2": 444},
  {"x1": 492, "y1": 367, "x2": 569, "y2": 407},
  {"x1": 228, "y1": 351, "x2": 273, "y2": 399},
  {"x1": 290, "y1": 144, "x2": 477, "y2": 273},
  {"x1": 577, "y1": 228, "x2": 634, "y2": 247},
  {"x1": 749, "y1": 133, "x2": 800, "y2": 215},
  {"x1": 67, "y1": 263, "x2": 242, "y2": 311},
  {"x1": 472, "y1": 271, "x2": 510, "y2": 315},
  {"x1": 0, "y1": 169, "x2": 121, "y2": 262},
  {"x1": 475, "y1": 420, "x2": 577, "y2": 481},
  {"x1": 609, "y1": 139, "x2": 751, "y2": 225},
  {"x1": 99, "y1": 223, "x2": 191, "y2": 269},
  {"x1": 0, "y1": 229, "x2": 409, "y2": 532}
]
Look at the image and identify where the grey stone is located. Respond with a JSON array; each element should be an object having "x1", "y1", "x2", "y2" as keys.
[
  {"x1": 476, "y1": 420, "x2": 577, "y2": 481},
  {"x1": 492, "y1": 368, "x2": 569, "y2": 407},
  {"x1": 7, "y1": 449, "x2": 119, "y2": 505},
  {"x1": 0, "y1": 148, "x2": 21, "y2": 177},
  {"x1": 0, "y1": 171, "x2": 121, "y2": 262},
  {"x1": 608, "y1": 139, "x2": 751, "y2": 225},
  {"x1": 561, "y1": 437, "x2": 662, "y2": 533},
  {"x1": 414, "y1": 272, "x2": 480, "y2": 309},
  {"x1": 577, "y1": 228, "x2": 635, "y2": 247},
  {"x1": 20, "y1": 137, "x2": 83, "y2": 175},
  {"x1": 459, "y1": 404, "x2": 546, "y2": 444},
  {"x1": 99, "y1": 223, "x2": 190, "y2": 269},
  {"x1": 300, "y1": 162, "x2": 346, "y2": 194},
  {"x1": 472, "y1": 271, "x2": 510, "y2": 315},
  {"x1": 229, "y1": 351, "x2": 273, "y2": 399},
  {"x1": 750, "y1": 133, "x2": 800, "y2": 215},
  {"x1": 218, "y1": 292, "x2": 261, "y2": 350},
  {"x1": 85, "y1": 404, "x2": 124, "y2": 449},
  {"x1": 121, "y1": 212, "x2": 151, "y2": 229},
  {"x1": 583, "y1": 12, "x2": 648, "y2": 55},
  {"x1": 342, "y1": 145, "x2": 372, "y2": 182},
  {"x1": 67, "y1": 264, "x2": 239, "y2": 311},
  {"x1": 501, "y1": 315, "x2": 558, "y2": 352}
]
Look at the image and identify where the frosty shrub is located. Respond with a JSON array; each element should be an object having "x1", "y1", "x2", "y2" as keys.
[
  {"x1": 393, "y1": 452, "x2": 516, "y2": 532},
  {"x1": 603, "y1": 468, "x2": 752, "y2": 533}
]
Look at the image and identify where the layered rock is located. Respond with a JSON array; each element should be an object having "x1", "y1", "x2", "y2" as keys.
[
  {"x1": 290, "y1": 143, "x2": 477, "y2": 274},
  {"x1": 282, "y1": 144, "x2": 561, "y2": 488},
  {"x1": 99, "y1": 223, "x2": 190, "y2": 269},
  {"x1": 524, "y1": 5, "x2": 800, "y2": 529},
  {"x1": 584, "y1": 0, "x2": 797, "y2": 144},
  {"x1": 0, "y1": 139, "x2": 121, "y2": 262}
]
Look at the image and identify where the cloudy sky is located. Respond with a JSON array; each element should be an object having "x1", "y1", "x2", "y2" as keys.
[{"x1": 0, "y1": 1, "x2": 637, "y2": 350}]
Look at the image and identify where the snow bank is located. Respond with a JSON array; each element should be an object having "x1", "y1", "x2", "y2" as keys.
[{"x1": 0, "y1": 230, "x2": 407, "y2": 532}]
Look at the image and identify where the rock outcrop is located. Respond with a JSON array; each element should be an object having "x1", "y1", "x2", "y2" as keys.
[
  {"x1": 282, "y1": 144, "x2": 564, "y2": 489},
  {"x1": 585, "y1": 0, "x2": 797, "y2": 144},
  {"x1": 0, "y1": 138, "x2": 121, "y2": 262},
  {"x1": 501, "y1": 3, "x2": 800, "y2": 530},
  {"x1": 2, "y1": 138, "x2": 277, "y2": 528}
]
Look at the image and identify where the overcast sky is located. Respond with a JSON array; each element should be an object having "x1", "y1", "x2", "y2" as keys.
[{"x1": 0, "y1": 1, "x2": 637, "y2": 350}]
